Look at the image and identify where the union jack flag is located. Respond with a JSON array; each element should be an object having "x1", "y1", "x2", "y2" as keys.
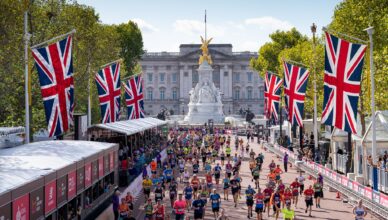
[
  {"x1": 95, "y1": 62, "x2": 121, "y2": 123},
  {"x1": 264, "y1": 72, "x2": 283, "y2": 121},
  {"x1": 283, "y1": 61, "x2": 310, "y2": 127},
  {"x1": 321, "y1": 32, "x2": 367, "y2": 134},
  {"x1": 31, "y1": 35, "x2": 74, "y2": 137},
  {"x1": 123, "y1": 75, "x2": 145, "y2": 119}
]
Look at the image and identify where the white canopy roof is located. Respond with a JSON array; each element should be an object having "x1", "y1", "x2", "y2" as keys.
[
  {"x1": 0, "y1": 140, "x2": 116, "y2": 195},
  {"x1": 93, "y1": 117, "x2": 167, "y2": 135}
]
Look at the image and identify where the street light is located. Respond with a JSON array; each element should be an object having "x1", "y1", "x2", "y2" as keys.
[{"x1": 311, "y1": 23, "x2": 318, "y2": 155}]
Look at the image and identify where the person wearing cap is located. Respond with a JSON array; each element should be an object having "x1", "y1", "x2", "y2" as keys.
[
  {"x1": 173, "y1": 192, "x2": 186, "y2": 220},
  {"x1": 144, "y1": 198, "x2": 154, "y2": 220},
  {"x1": 245, "y1": 185, "x2": 256, "y2": 218},
  {"x1": 270, "y1": 188, "x2": 283, "y2": 220},
  {"x1": 154, "y1": 199, "x2": 165, "y2": 220},
  {"x1": 210, "y1": 188, "x2": 222, "y2": 219},
  {"x1": 281, "y1": 202, "x2": 295, "y2": 220},
  {"x1": 263, "y1": 184, "x2": 273, "y2": 217}
]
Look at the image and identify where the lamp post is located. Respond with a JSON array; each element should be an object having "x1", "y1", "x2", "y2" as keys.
[
  {"x1": 311, "y1": 23, "x2": 318, "y2": 156},
  {"x1": 24, "y1": 1, "x2": 31, "y2": 143}
]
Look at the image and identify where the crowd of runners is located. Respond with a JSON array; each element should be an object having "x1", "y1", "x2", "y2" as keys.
[{"x1": 115, "y1": 127, "x2": 368, "y2": 220}]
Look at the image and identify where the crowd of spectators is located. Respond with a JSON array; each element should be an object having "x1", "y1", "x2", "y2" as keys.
[{"x1": 366, "y1": 151, "x2": 388, "y2": 171}]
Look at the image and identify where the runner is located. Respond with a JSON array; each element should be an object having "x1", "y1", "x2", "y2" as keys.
[
  {"x1": 173, "y1": 192, "x2": 186, "y2": 220},
  {"x1": 153, "y1": 199, "x2": 165, "y2": 220},
  {"x1": 191, "y1": 174, "x2": 200, "y2": 199},
  {"x1": 254, "y1": 188, "x2": 265, "y2": 220},
  {"x1": 183, "y1": 182, "x2": 193, "y2": 211},
  {"x1": 193, "y1": 161, "x2": 200, "y2": 174},
  {"x1": 283, "y1": 187, "x2": 293, "y2": 208},
  {"x1": 230, "y1": 176, "x2": 239, "y2": 207},
  {"x1": 290, "y1": 178, "x2": 300, "y2": 208},
  {"x1": 154, "y1": 182, "x2": 164, "y2": 202},
  {"x1": 183, "y1": 168, "x2": 190, "y2": 185},
  {"x1": 163, "y1": 165, "x2": 173, "y2": 184},
  {"x1": 252, "y1": 164, "x2": 260, "y2": 189},
  {"x1": 142, "y1": 176, "x2": 152, "y2": 201},
  {"x1": 263, "y1": 184, "x2": 273, "y2": 217},
  {"x1": 223, "y1": 174, "x2": 230, "y2": 200},
  {"x1": 214, "y1": 163, "x2": 222, "y2": 185},
  {"x1": 269, "y1": 159, "x2": 276, "y2": 172},
  {"x1": 220, "y1": 151, "x2": 226, "y2": 166},
  {"x1": 225, "y1": 160, "x2": 232, "y2": 179},
  {"x1": 250, "y1": 148, "x2": 256, "y2": 160},
  {"x1": 270, "y1": 188, "x2": 282, "y2": 220},
  {"x1": 273, "y1": 165, "x2": 283, "y2": 184},
  {"x1": 226, "y1": 145, "x2": 232, "y2": 159},
  {"x1": 210, "y1": 188, "x2": 222, "y2": 219},
  {"x1": 144, "y1": 198, "x2": 154, "y2": 220},
  {"x1": 245, "y1": 185, "x2": 256, "y2": 219},
  {"x1": 169, "y1": 180, "x2": 178, "y2": 207},
  {"x1": 313, "y1": 180, "x2": 323, "y2": 208},
  {"x1": 205, "y1": 171, "x2": 213, "y2": 194},
  {"x1": 150, "y1": 159, "x2": 157, "y2": 178},
  {"x1": 192, "y1": 195, "x2": 206, "y2": 220},
  {"x1": 353, "y1": 200, "x2": 367, "y2": 220},
  {"x1": 217, "y1": 208, "x2": 229, "y2": 220},
  {"x1": 178, "y1": 157, "x2": 185, "y2": 183},
  {"x1": 281, "y1": 202, "x2": 295, "y2": 220},
  {"x1": 304, "y1": 185, "x2": 314, "y2": 217},
  {"x1": 297, "y1": 172, "x2": 305, "y2": 196}
]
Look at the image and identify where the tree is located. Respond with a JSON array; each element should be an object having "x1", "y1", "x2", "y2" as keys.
[
  {"x1": 250, "y1": 28, "x2": 308, "y2": 76},
  {"x1": 116, "y1": 20, "x2": 145, "y2": 77},
  {"x1": 329, "y1": 0, "x2": 388, "y2": 134}
]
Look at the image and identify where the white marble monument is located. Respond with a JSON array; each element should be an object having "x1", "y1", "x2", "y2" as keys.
[{"x1": 184, "y1": 37, "x2": 225, "y2": 124}]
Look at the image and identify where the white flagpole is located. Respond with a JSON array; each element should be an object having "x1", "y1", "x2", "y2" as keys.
[
  {"x1": 30, "y1": 29, "x2": 76, "y2": 49},
  {"x1": 311, "y1": 23, "x2": 318, "y2": 153},
  {"x1": 24, "y1": 9, "x2": 31, "y2": 143},
  {"x1": 365, "y1": 27, "x2": 376, "y2": 164}
]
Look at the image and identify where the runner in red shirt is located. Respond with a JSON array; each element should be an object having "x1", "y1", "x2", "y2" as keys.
[
  {"x1": 263, "y1": 184, "x2": 273, "y2": 218},
  {"x1": 290, "y1": 178, "x2": 300, "y2": 208},
  {"x1": 304, "y1": 185, "x2": 314, "y2": 217},
  {"x1": 254, "y1": 188, "x2": 265, "y2": 220},
  {"x1": 282, "y1": 188, "x2": 293, "y2": 208},
  {"x1": 153, "y1": 199, "x2": 165, "y2": 220},
  {"x1": 191, "y1": 175, "x2": 200, "y2": 199},
  {"x1": 206, "y1": 172, "x2": 213, "y2": 194}
]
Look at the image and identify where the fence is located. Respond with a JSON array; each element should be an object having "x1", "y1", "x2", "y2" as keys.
[
  {"x1": 335, "y1": 154, "x2": 348, "y2": 174},
  {"x1": 365, "y1": 164, "x2": 388, "y2": 194},
  {"x1": 264, "y1": 141, "x2": 388, "y2": 219}
]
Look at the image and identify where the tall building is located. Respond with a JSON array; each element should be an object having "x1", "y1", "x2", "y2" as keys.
[{"x1": 140, "y1": 44, "x2": 265, "y2": 116}]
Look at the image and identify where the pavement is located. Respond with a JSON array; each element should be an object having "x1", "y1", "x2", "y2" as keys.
[{"x1": 98, "y1": 135, "x2": 378, "y2": 220}]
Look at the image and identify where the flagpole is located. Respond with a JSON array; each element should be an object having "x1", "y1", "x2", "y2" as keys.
[
  {"x1": 311, "y1": 23, "x2": 318, "y2": 156},
  {"x1": 24, "y1": 5, "x2": 31, "y2": 143},
  {"x1": 87, "y1": 62, "x2": 92, "y2": 127},
  {"x1": 323, "y1": 26, "x2": 368, "y2": 44},
  {"x1": 282, "y1": 58, "x2": 309, "y2": 69},
  {"x1": 205, "y1": 10, "x2": 207, "y2": 41},
  {"x1": 100, "y1": 59, "x2": 123, "y2": 69},
  {"x1": 365, "y1": 27, "x2": 376, "y2": 165},
  {"x1": 30, "y1": 29, "x2": 76, "y2": 49}
]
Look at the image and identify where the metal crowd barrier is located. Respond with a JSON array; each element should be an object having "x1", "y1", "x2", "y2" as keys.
[
  {"x1": 264, "y1": 142, "x2": 388, "y2": 219},
  {"x1": 365, "y1": 165, "x2": 388, "y2": 194}
]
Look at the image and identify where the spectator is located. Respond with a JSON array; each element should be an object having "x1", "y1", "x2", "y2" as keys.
[
  {"x1": 283, "y1": 152, "x2": 289, "y2": 172},
  {"x1": 112, "y1": 190, "x2": 120, "y2": 220}
]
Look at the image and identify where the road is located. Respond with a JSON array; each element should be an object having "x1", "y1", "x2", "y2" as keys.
[{"x1": 98, "y1": 135, "x2": 376, "y2": 220}]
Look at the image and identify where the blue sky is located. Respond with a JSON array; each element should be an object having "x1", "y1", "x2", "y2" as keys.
[{"x1": 78, "y1": 0, "x2": 342, "y2": 52}]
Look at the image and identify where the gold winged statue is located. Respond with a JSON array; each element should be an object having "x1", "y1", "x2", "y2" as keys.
[{"x1": 199, "y1": 36, "x2": 213, "y2": 65}]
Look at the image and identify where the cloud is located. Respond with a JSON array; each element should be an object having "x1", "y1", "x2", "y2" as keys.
[
  {"x1": 131, "y1": 18, "x2": 159, "y2": 33},
  {"x1": 245, "y1": 16, "x2": 293, "y2": 31}
]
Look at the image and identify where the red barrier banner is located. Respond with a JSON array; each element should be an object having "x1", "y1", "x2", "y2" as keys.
[
  {"x1": 352, "y1": 181, "x2": 360, "y2": 192},
  {"x1": 364, "y1": 187, "x2": 373, "y2": 200},
  {"x1": 13, "y1": 194, "x2": 29, "y2": 220},
  {"x1": 99, "y1": 157, "x2": 104, "y2": 178},
  {"x1": 341, "y1": 176, "x2": 348, "y2": 187},
  {"x1": 67, "y1": 171, "x2": 76, "y2": 200},
  {"x1": 110, "y1": 152, "x2": 114, "y2": 171},
  {"x1": 84, "y1": 163, "x2": 92, "y2": 187},
  {"x1": 380, "y1": 193, "x2": 388, "y2": 208},
  {"x1": 44, "y1": 180, "x2": 56, "y2": 214}
]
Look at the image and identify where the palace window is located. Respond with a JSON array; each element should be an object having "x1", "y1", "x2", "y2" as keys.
[
  {"x1": 234, "y1": 72, "x2": 240, "y2": 82},
  {"x1": 160, "y1": 73, "x2": 165, "y2": 83},
  {"x1": 159, "y1": 88, "x2": 165, "y2": 100},
  {"x1": 172, "y1": 88, "x2": 178, "y2": 100},
  {"x1": 147, "y1": 73, "x2": 153, "y2": 83},
  {"x1": 147, "y1": 89, "x2": 153, "y2": 100},
  {"x1": 172, "y1": 73, "x2": 177, "y2": 83},
  {"x1": 247, "y1": 72, "x2": 253, "y2": 82},
  {"x1": 247, "y1": 87, "x2": 253, "y2": 100},
  {"x1": 234, "y1": 89, "x2": 240, "y2": 100}
]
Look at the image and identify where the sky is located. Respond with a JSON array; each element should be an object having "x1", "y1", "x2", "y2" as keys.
[{"x1": 77, "y1": 0, "x2": 342, "y2": 52}]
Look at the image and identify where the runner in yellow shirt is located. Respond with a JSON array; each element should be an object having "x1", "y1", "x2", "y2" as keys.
[
  {"x1": 281, "y1": 203, "x2": 295, "y2": 220},
  {"x1": 143, "y1": 176, "x2": 152, "y2": 200}
]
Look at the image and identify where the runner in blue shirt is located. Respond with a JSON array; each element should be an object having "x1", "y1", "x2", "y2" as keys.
[
  {"x1": 205, "y1": 161, "x2": 212, "y2": 173},
  {"x1": 245, "y1": 185, "x2": 256, "y2": 218},
  {"x1": 184, "y1": 183, "x2": 193, "y2": 211},
  {"x1": 163, "y1": 167, "x2": 173, "y2": 184},
  {"x1": 210, "y1": 189, "x2": 221, "y2": 219},
  {"x1": 214, "y1": 163, "x2": 222, "y2": 185},
  {"x1": 193, "y1": 162, "x2": 200, "y2": 174}
]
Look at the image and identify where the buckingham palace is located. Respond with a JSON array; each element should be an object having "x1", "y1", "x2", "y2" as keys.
[{"x1": 140, "y1": 44, "x2": 265, "y2": 116}]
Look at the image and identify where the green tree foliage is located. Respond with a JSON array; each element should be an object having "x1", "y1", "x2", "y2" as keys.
[
  {"x1": 250, "y1": 28, "x2": 308, "y2": 77},
  {"x1": 116, "y1": 21, "x2": 145, "y2": 77},
  {"x1": 0, "y1": 0, "x2": 144, "y2": 132}
]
